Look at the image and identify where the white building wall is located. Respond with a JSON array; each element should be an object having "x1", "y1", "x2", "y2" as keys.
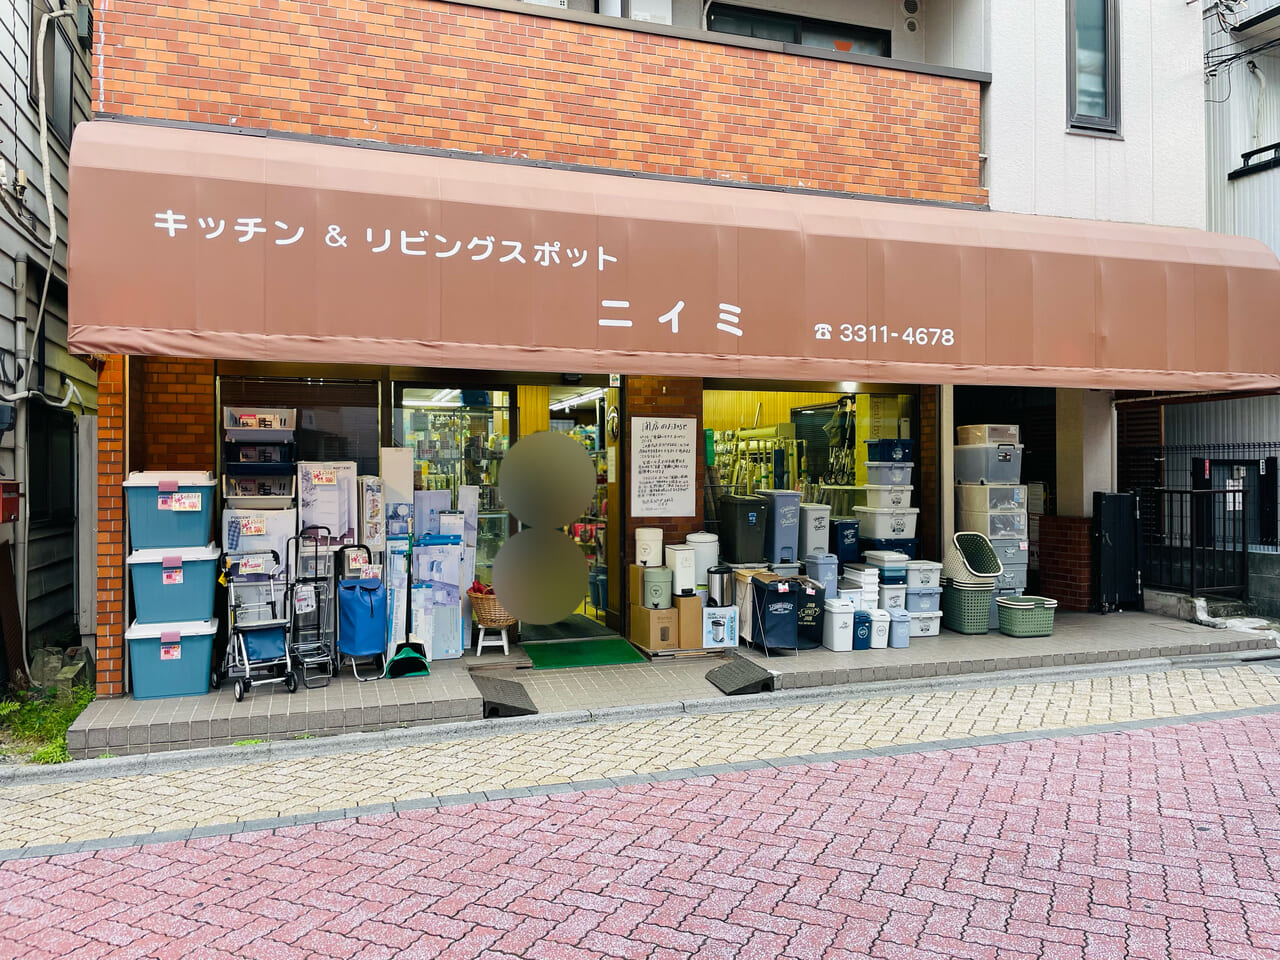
[{"x1": 986, "y1": 0, "x2": 1204, "y2": 228}]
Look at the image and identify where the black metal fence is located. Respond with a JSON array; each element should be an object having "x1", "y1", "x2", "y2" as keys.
[
  {"x1": 1138, "y1": 488, "x2": 1249, "y2": 598},
  {"x1": 1120, "y1": 442, "x2": 1280, "y2": 547}
]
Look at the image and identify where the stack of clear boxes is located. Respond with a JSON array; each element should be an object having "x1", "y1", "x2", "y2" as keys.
[{"x1": 953, "y1": 424, "x2": 1029, "y2": 627}]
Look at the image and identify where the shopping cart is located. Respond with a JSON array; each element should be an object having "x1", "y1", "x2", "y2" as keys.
[
  {"x1": 336, "y1": 544, "x2": 388, "y2": 681},
  {"x1": 287, "y1": 526, "x2": 336, "y2": 689},
  {"x1": 221, "y1": 551, "x2": 296, "y2": 701}
]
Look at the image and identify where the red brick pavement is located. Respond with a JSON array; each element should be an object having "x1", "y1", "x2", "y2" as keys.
[{"x1": 3, "y1": 714, "x2": 1279, "y2": 960}]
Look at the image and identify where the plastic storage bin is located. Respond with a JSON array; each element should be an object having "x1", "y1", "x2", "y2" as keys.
[
  {"x1": 955, "y1": 484, "x2": 1027, "y2": 512},
  {"x1": 887, "y1": 608, "x2": 911, "y2": 648},
  {"x1": 126, "y1": 618, "x2": 217, "y2": 699},
  {"x1": 854, "y1": 506, "x2": 919, "y2": 540},
  {"x1": 878, "y1": 583, "x2": 906, "y2": 610},
  {"x1": 823, "y1": 598, "x2": 857, "y2": 651},
  {"x1": 905, "y1": 560, "x2": 942, "y2": 587},
  {"x1": 908, "y1": 610, "x2": 942, "y2": 638},
  {"x1": 990, "y1": 539, "x2": 1030, "y2": 566},
  {"x1": 719, "y1": 494, "x2": 769, "y2": 563},
  {"x1": 860, "y1": 537, "x2": 919, "y2": 561},
  {"x1": 223, "y1": 474, "x2": 296, "y2": 510},
  {"x1": 864, "y1": 550, "x2": 910, "y2": 584},
  {"x1": 954, "y1": 443, "x2": 1024, "y2": 484},
  {"x1": 224, "y1": 407, "x2": 296, "y2": 443},
  {"x1": 799, "y1": 504, "x2": 831, "y2": 558},
  {"x1": 867, "y1": 609, "x2": 891, "y2": 649},
  {"x1": 758, "y1": 489, "x2": 801, "y2": 564},
  {"x1": 853, "y1": 610, "x2": 873, "y2": 650},
  {"x1": 956, "y1": 424, "x2": 1019, "y2": 445},
  {"x1": 905, "y1": 585, "x2": 942, "y2": 612},
  {"x1": 124, "y1": 471, "x2": 217, "y2": 551},
  {"x1": 865, "y1": 439, "x2": 914, "y2": 463},
  {"x1": 864, "y1": 462, "x2": 914, "y2": 485},
  {"x1": 995, "y1": 564, "x2": 1029, "y2": 592},
  {"x1": 128, "y1": 544, "x2": 220, "y2": 625},
  {"x1": 997, "y1": 595, "x2": 1059, "y2": 637},
  {"x1": 829, "y1": 518, "x2": 861, "y2": 566},
  {"x1": 856, "y1": 484, "x2": 912, "y2": 509},
  {"x1": 958, "y1": 509, "x2": 1029, "y2": 540}
]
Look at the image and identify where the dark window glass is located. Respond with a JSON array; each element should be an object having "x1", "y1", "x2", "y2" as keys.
[
  {"x1": 1068, "y1": 0, "x2": 1119, "y2": 133},
  {"x1": 708, "y1": 4, "x2": 890, "y2": 58}
]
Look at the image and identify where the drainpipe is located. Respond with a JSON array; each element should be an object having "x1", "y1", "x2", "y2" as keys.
[{"x1": 12, "y1": 258, "x2": 28, "y2": 680}]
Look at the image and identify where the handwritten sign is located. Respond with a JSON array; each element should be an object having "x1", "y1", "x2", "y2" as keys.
[
  {"x1": 170, "y1": 492, "x2": 202, "y2": 512},
  {"x1": 630, "y1": 417, "x2": 696, "y2": 518}
]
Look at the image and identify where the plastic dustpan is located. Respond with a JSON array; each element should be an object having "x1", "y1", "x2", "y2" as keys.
[{"x1": 385, "y1": 645, "x2": 431, "y2": 678}]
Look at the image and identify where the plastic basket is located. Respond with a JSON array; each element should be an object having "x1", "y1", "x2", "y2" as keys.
[
  {"x1": 996, "y1": 595, "x2": 1058, "y2": 638},
  {"x1": 942, "y1": 531, "x2": 1003, "y2": 585},
  {"x1": 941, "y1": 581, "x2": 993, "y2": 634},
  {"x1": 469, "y1": 590, "x2": 517, "y2": 629}
]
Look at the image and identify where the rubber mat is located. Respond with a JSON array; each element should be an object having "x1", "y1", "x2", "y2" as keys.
[
  {"x1": 523, "y1": 637, "x2": 646, "y2": 670},
  {"x1": 520, "y1": 615, "x2": 617, "y2": 642},
  {"x1": 471, "y1": 675, "x2": 539, "y2": 718},
  {"x1": 706, "y1": 655, "x2": 775, "y2": 696}
]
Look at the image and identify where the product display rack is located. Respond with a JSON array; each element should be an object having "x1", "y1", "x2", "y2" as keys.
[{"x1": 220, "y1": 408, "x2": 299, "y2": 511}]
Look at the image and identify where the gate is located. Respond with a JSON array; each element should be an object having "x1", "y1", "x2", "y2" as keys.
[{"x1": 1138, "y1": 489, "x2": 1249, "y2": 598}]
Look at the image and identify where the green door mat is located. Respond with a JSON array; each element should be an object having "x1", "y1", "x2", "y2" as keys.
[
  {"x1": 523, "y1": 637, "x2": 646, "y2": 670},
  {"x1": 521, "y1": 614, "x2": 617, "y2": 642}
]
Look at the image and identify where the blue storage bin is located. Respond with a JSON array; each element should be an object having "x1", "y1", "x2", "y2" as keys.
[
  {"x1": 905, "y1": 586, "x2": 942, "y2": 612},
  {"x1": 853, "y1": 610, "x2": 872, "y2": 650},
  {"x1": 864, "y1": 439, "x2": 914, "y2": 463},
  {"x1": 829, "y1": 518, "x2": 861, "y2": 566},
  {"x1": 860, "y1": 537, "x2": 919, "y2": 561},
  {"x1": 125, "y1": 618, "x2": 217, "y2": 699},
  {"x1": 127, "y1": 543, "x2": 220, "y2": 624},
  {"x1": 124, "y1": 471, "x2": 217, "y2": 551},
  {"x1": 887, "y1": 608, "x2": 911, "y2": 648}
]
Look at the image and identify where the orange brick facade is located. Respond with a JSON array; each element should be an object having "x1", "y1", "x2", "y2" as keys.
[{"x1": 96, "y1": 0, "x2": 985, "y2": 204}]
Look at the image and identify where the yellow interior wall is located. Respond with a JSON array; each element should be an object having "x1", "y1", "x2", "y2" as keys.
[
  {"x1": 703, "y1": 391, "x2": 841, "y2": 431},
  {"x1": 516, "y1": 385, "x2": 550, "y2": 437}
]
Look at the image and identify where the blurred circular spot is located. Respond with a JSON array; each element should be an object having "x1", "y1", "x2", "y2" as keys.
[
  {"x1": 492, "y1": 528, "x2": 588, "y2": 624},
  {"x1": 500, "y1": 431, "x2": 596, "y2": 529}
]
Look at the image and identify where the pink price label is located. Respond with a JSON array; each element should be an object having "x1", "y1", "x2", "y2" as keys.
[
  {"x1": 170, "y1": 492, "x2": 202, "y2": 512},
  {"x1": 162, "y1": 568, "x2": 184, "y2": 585},
  {"x1": 240, "y1": 516, "x2": 266, "y2": 536},
  {"x1": 311, "y1": 469, "x2": 336, "y2": 485},
  {"x1": 778, "y1": 583, "x2": 790, "y2": 593}
]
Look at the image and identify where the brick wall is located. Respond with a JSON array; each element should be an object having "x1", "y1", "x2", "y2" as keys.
[
  {"x1": 917, "y1": 387, "x2": 939, "y2": 561},
  {"x1": 96, "y1": 356, "x2": 219, "y2": 693},
  {"x1": 624, "y1": 376, "x2": 703, "y2": 615},
  {"x1": 96, "y1": 1, "x2": 985, "y2": 204},
  {"x1": 1038, "y1": 515, "x2": 1092, "y2": 612}
]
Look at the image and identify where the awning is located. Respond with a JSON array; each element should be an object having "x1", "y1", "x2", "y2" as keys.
[{"x1": 69, "y1": 120, "x2": 1280, "y2": 390}]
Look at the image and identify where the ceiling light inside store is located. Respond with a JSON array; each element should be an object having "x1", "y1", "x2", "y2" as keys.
[
  {"x1": 550, "y1": 388, "x2": 605, "y2": 412},
  {"x1": 403, "y1": 398, "x2": 462, "y2": 408}
]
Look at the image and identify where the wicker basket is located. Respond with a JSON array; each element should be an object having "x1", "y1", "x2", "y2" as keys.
[
  {"x1": 468, "y1": 590, "x2": 517, "y2": 629},
  {"x1": 941, "y1": 580, "x2": 994, "y2": 634},
  {"x1": 996, "y1": 595, "x2": 1058, "y2": 638}
]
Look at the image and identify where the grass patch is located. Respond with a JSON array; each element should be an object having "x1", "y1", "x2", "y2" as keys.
[
  {"x1": 233, "y1": 739, "x2": 265, "y2": 746},
  {"x1": 0, "y1": 684, "x2": 95, "y2": 764}
]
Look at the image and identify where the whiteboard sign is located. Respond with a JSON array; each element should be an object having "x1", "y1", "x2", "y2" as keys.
[{"x1": 631, "y1": 416, "x2": 696, "y2": 517}]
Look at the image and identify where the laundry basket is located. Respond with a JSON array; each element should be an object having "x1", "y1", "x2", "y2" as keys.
[
  {"x1": 468, "y1": 590, "x2": 517, "y2": 629},
  {"x1": 941, "y1": 580, "x2": 994, "y2": 634},
  {"x1": 942, "y1": 531, "x2": 1003, "y2": 586},
  {"x1": 996, "y1": 595, "x2": 1058, "y2": 638}
]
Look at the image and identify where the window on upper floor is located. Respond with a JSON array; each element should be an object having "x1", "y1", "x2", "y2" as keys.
[
  {"x1": 29, "y1": 0, "x2": 76, "y2": 146},
  {"x1": 1068, "y1": 0, "x2": 1120, "y2": 134},
  {"x1": 707, "y1": 3, "x2": 891, "y2": 58}
]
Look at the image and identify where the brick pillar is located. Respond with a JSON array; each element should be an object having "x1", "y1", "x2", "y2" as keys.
[
  {"x1": 917, "y1": 386, "x2": 940, "y2": 561},
  {"x1": 623, "y1": 376, "x2": 704, "y2": 612},
  {"x1": 95, "y1": 356, "x2": 127, "y2": 695},
  {"x1": 140, "y1": 358, "x2": 217, "y2": 470},
  {"x1": 1038, "y1": 515, "x2": 1092, "y2": 611}
]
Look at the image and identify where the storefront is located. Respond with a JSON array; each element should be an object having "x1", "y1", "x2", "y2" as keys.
[{"x1": 70, "y1": 120, "x2": 1280, "y2": 699}]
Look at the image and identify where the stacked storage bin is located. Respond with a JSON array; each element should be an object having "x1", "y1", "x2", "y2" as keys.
[
  {"x1": 855, "y1": 439, "x2": 917, "y2": 559},
  {"x1": 953, "y1": 424, "x2": 1027, "y2": 627},
  {"x1": 123, "y1": 471, "x2": 220, "y2": 699}
]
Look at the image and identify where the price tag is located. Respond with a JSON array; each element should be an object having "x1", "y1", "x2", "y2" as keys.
[
  {"x1": 348, "y1": 553, "x2": 367, "y2": 567},
  {"x1": 160, "y1": 643, "x2": 182, "y2": 661},
  {"x1": 778, "y1": 582, "x2": 790, "y2": 593},
  {"x1": 311, "y1": 468, "x2": 336, "y2": 485},
  {"x1": 239, "y1": 516, "x2": 266, "y2": 536},
  {"x1": 237, "y1": 556, "x2": 266, "y2": 575},
  {"x1": 805, "y1": 585, "x2": 816, "y2": 595},
  {"x1": 363, "y1": 564, "x2": 382, "y2": 580},
  {"x1": 157, "y1": 494, "x2": 172, "y2": 511},
  {"x1": 294, "y1": 584, "x2": 317, "y2": 614},
  {"x1": 239, "y1": 414, "x2": 258, "y2": 428},
  {"x1": 170, "y1": 492, "x2": 202, "y2": 511},
  {"x1": 162, "y1": 568, "x2": 184, "y2": 585}
]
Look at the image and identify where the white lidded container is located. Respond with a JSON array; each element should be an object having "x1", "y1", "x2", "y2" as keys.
[
  {"x1": 878, "y1": 584, "x2": 907, "y2": 610},
  {"x1": 841, "y1": 563, "x2": 881, "y2": 587},
  {"x1": 908, "y1": 610, "x2": 942, "y2": 637},
  {"x1": 854, "y1": 506, "x2": 920, "y2": 540},
  {"x1": 856, "y1": 484, "x2": 913, "y2": 509},
  {"x1": 864, "y1": 462, "x2": 913, "y2": 486},
  {"x1": 636, "y1": 527, "x2": 663, "y2": 567},
  {"x1": 905, "y1": 559, "x2": 942, "y2": 587},
  {"x1": 665, "y1": 543, "x2": 698, "y2": 596},
  {"x1": 867, "y1": 609, "x2": 891, "y2": 649},
  {"x1": 822, "y1": 597, "x2": 857, "y2": 651},
  {"x1": 799, "y1": 503, "x2": 831, "y2": 559},
  {"x1": 685, "y1": 532, "x2": 719, "y2": 587}
]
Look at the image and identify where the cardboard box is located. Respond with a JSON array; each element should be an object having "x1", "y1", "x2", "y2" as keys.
[
  {"x1": 675, "y1": 594, "x2": 703, "y2": 649},
  {"x1": 630, "y1": 604, "x2": 679, "y2": 652},
  {"x1": 629, "y1": 564, "x2": 645, "y2": 608}
]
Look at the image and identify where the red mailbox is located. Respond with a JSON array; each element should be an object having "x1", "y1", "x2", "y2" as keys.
[{"x1": 1, "y1": 482, "x2": 20, "y2": 523}]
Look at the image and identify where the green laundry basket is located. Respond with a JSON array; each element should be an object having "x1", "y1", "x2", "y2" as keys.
[
  {"x1": 942, "y1": 531, "x2": 1003, "y2": 586},
  {"x1": 941, "y1": 580, "x2": 993, "y2": 634},
  {"x1": 996, "y1": 595, "x2": 1058, "y2": 638}
]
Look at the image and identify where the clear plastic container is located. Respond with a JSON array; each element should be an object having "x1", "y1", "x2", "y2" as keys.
[
  {"x1": 958, "y1": 509, "x2": 1029, "y2": 539},
  {"x1": 956, "y1": 424, "x2": 1019, "y2": 445},
  {"x1": 955, "y1": 484, "x2": 1026, "y2": 512},
  {"x1": 953, "y1": 443, "x2": 1023, "y2": 484}
]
